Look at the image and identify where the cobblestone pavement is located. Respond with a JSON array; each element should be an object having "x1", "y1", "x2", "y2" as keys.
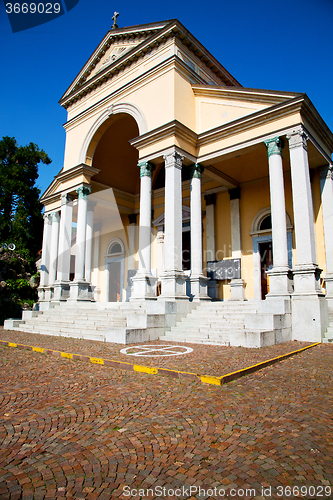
[
  {"x1": 0, "y1": 328, "x2": 313, "y2": 376},
  {"x1": 0, "y1": 332, "x2": 332, "y2": 500}
]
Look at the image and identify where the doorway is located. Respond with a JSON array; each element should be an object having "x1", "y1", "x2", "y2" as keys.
[
  {"x1": 259, "y1": 241, "x2": 273, "y2": 300},
  {"x1": 108, "y1": 260, "x2": 121, "y2": 302}
]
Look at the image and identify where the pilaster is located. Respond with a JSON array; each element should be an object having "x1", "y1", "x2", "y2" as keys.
[
  {"x1": 229, "y1": 187, "x2": 246, "y2": 300},
  {"x1": 319, "y1": 165, "x2": 333, "y2": 302}
]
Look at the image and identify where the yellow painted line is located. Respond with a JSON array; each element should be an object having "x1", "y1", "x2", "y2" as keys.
[
  {"x1": 90, "y1": 357, "x2": 104, "y2": 365},
  {"x1": 133, "y1": 364, "x2": 158, "y2": 375},
  {"x1": 33, "y1": 347, "x2": 44, "y2": 353},
  {"x1": 61, "y1": 352, "x2": 73, "y2": 359},
  {"x1": 200, "y1": 375, "x2": 221, "y2": 386},
  {"x1": 0, "y1": 340, "x2": 321, "y2": 386},
  {"x1": 218, "y1": 342, "x2": 320, "y2": 383}
]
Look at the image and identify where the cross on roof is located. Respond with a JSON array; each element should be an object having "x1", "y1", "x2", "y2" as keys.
[{"x1": 111, "y1": 12, "x2": 119, "y2": 29}]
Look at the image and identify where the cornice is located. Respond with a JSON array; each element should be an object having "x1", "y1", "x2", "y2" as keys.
[
  {"x1": 197, "y1": 96, "x2": 306, "y2": 147},
  {"x1": 40, "y1": 164, "x2": 100, "y2": 203},
  {"x1": 130, "y1": 120, "x2": 198, "y2": 151},
  {"x1": 59, "y1": 19, "x2": 240, "y2": 109},
  {"x1": 192, "y1": 85, "x2": 301, "y2": 105}
]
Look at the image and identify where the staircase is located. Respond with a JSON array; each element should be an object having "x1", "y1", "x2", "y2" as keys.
[
  {"x1": 323, "y1": 308, "x2": 333, "y2": 343},
  {"x1": 4, "y1": 302, "x2": 167, "y2": 344},
  {"x1": 160, "y1": 300, "x2": 291, "y2": 348}
]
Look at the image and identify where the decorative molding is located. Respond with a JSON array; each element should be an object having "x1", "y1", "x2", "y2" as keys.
[
  {"x1": 130, "y1": 119, "x2": 197, "y2": 151},
  {"x1": 287, "y1": 128, "x2": 308, "y2": 151},
  {"x1": 76, "y1": 186, "x2": 91, "y2": 199},
  {"x1": 60, "y1": 193, "x2": 75, "y2": 205},
  {"x1": 59, "y1": 19, "x2": 239, "y2": 109},
  {"x1": 250, "y1": 207, "x2": 293, "y2": 235},
  {"x1": 264, "y1": 136, "x2": 284, "y2": 158},
  {"x1": 138, "y1": 160, "x2": 155, "y2": 178},
  {"x1": 51, "y1": 212, "x2": 60, "y2": 223},
  {"x1": 43, "y1": 213, "x2": 52, "y2": 224},
  {"x1": 189, "y1": 163, "x2": 204, "y2": 179},
  {"x1": 163, "y1": 151, "x2": 184, "y2": 169}
]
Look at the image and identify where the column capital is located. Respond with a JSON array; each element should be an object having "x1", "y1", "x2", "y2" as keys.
[
  {"x1": 319, "y1": 165, "x2": 333, "y2": 180},
  {"x1": 51, "y1": 211, "x2": 60, "y2": 223},
  {"x1": 189, "y1": 163, "x2": 204, "y2": 179},
  {"x1": 87, "y1": 200, "x2": 97, "y2": 212},
  {"x1": 163, "y1": 151, "x2": 183, "y2": 169},
  {"x1": 264, "y1": 137, "x2": 284, "y2": 157},
  {"x1": 229, "y1": 187, "x2": 241, "y2": 200},
  {"x1": 138, "y1": 161, "x2": 155, "y2": 178},
  {"x1": 76, "y1": 186, "x2": 91, "y2": 199},
  {"x1": 43, "y1": 213, "x2": 52, "y2": 224},
  {"x1": 128, "y1": 213, "x2": 138, "y2": 225},
  {"x1": 60, "y1": 193, "x2": 75, "y2": 206},
  {"x1": 204, "y1": 193, "x2": 216, "y2": 206},
  {"x1": 287, "y1": 128, "x2": 308, "y2": 151}
]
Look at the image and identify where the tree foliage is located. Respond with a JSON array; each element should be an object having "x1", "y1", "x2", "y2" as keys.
[{"x1": 0, "y1": 136, "x2": 51, "y2": 260}]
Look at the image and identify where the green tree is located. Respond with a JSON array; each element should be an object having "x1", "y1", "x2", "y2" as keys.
[{"x1": 0, "y1": 136, "x2": 51, "y2": 260}]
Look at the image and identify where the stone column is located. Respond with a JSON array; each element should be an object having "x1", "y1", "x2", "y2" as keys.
[
  {"x1": 264, "y1": 137, "x2": 292, "y2": 297},
  {"x1": 53, "y1": 193, "x2": 74, "y2": 301},
  {"x1": 85, "y1": 201, "x2": 95, "y2": 284},
  {"x1": 204, "y1": 194, "x2": 219, "y2": 300},
  {"x1": 288, "y1": 128, "x2": 326, "y2": 342},
  {"x1": 92, "y1": 223, "x2": 101, "y2": 301},
  {"x1": 319, "y1": 165, "x2": 333, "y2": 302},
  {"x1": 131, "y1": 162, "x2": 157, "y2": 300},
  {"x1": 48, "y1": 211, "x2": 60, "y2": 288},
  {"x1": 38, "y1": 213, "x2": 52, "y2": 301},
  {"x1": 70, "y1": 186, "x2": 92, "y2": 301},
  {"x1": 229, "y1": 187, "x2": 246, "y2": 300},
  {"x1": 189, "y1": 164, "x2": 209, "y2": 300},
  {"x1": 126, "y1": 213, "x2": 138, "y2": 301},
  {"x1": 159, "y1": 151, "x2": 187, "y2": 300}
]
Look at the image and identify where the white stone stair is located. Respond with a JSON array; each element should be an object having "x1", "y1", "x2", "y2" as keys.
[
  {"x1": 5, "y1": 301, "x2": 167, "y2": 344},
  {"x1": 322, "y1": 309, "x2": 333, "y2": 343},
  {"x1": 159, "y1": 300, "x2": 291, "y2": 348}
]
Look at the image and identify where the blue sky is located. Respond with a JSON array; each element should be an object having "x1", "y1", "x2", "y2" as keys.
[{"x1": 1, "y1": 0, "x2": 332, "y2": 195}]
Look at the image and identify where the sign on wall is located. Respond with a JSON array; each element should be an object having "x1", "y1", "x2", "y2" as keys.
[{"x1": 207, "y1": 259, "x2": 241, "y2": 280}]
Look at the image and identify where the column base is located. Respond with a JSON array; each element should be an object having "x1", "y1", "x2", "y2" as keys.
[
  {"x1": 130, "y1": 273, "x2": 157, "y2": 301},
  {"x1": 292, "y1": 294, "x2": 328, "y2": 342},
  {"x1": 292, "y1": 264, "x2": 323, "y2": 296},
  {"x1": 229, "y1": 278, "x2": 246, "y2": 301},
  {"x1": 189, "y1": 274, "x2": 210, "y2": 301},
  {"x1": 69, "y1": 280, "x2": 94, "y2": 301},
  {"x1": 53, "y1": 281, "x2": 70, "y2": 301},
  {"x1": 44, "y1": 286, "x2": 53, "y2": 302},
  {"x1": 266, "y1": 267, "x2": 293, "y2": 298},
  {"x1": 159, "y1": 270, "x2": 187, "y2": 300},
  {"x1": 38, "y1": 286, "x2": 46, "y2": 301}
]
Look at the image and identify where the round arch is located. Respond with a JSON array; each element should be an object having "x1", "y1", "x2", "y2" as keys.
[
  {"x1": 79, "y1": 102, "x2": 147, "y2": 165},
  {"x1": 251, "y1": 207, "x2": 293, "y2": 234}
]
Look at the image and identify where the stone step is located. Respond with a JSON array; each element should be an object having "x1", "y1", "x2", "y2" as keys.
[{"x1": 18, "y1": 324, "x2": 106, "y2": 341}]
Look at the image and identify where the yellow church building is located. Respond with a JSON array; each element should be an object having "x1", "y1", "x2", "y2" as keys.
[{"x1": 7, "y1": 18, "x2": 333, "y2": 347}]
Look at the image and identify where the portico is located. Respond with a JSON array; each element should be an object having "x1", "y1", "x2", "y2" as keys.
[{"x1": 18, "y1": 18, "x2": 333, "y2": 345}]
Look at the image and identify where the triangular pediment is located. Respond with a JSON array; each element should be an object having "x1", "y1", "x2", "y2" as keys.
[{"x1": 60, "y1": 20, "x2": 172, "y2": 101}]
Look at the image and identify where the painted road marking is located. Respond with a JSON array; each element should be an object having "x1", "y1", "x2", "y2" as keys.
[{"x1": 120, "y1": 345, "x2": 193, "y2": 357}]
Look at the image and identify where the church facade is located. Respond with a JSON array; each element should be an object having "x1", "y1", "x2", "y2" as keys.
[{"x1": 32, "y1": 19, "x2": 333, "y2": 344}]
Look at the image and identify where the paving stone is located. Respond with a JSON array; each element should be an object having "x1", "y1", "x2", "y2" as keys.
[{"x1": 0, "y1": 331, "x2": 332, "y2": 499}]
